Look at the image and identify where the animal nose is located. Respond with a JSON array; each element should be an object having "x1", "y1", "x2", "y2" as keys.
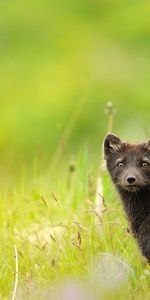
[{"x1": 127, "y1": 176, "x2": 136, "y2": 185}]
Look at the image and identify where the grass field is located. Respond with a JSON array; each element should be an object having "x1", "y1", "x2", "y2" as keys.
[
  {"x1": 0, "y1": 144, "x2": 150, "y2": 299},
  {"x1": 1, "y1": 107, "x2": 150, "y2": 299}
]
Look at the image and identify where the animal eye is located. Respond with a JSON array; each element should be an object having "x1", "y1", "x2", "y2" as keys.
[
  {"x1": 118, "y1": 162, "x2": 124, "y2": 167},
  {"x1": 142, "y1": 162, "x2": 148, "y2": 168}
]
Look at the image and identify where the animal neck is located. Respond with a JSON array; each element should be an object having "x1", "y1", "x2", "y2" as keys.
[{"x1": 118, "y1": 186, "x2": 150, "y2": 235}]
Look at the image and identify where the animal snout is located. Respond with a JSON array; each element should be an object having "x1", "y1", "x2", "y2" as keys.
[{"x1": 127, "y1": 176, "x2": 136, "y2": 185}]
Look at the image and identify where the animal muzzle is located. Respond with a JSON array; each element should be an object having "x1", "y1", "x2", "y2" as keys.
[{"x1": 121, "y1": 169, "x2": 145, "y2": 191}]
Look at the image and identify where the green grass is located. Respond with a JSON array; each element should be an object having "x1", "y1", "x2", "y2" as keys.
[
  {"x1": 0, "y1": 148, "x2": 150, "y2": 300},
  {"x1": 1, "y1": 0, "x2": 150, "y2": 165}
]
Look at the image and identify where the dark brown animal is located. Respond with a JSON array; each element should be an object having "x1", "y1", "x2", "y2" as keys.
[{"x1": 104, "y1": 133, "x2": 150, "y2": 262}]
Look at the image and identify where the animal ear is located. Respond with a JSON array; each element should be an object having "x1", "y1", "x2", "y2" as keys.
[
  {"x1": 144, "y1": 140, "x2": 150, "y2": 152},
  {"x1": 104, "y1": 133, "x2": 122, "y2": 158}
]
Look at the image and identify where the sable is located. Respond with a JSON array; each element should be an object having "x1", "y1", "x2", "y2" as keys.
[{"x1": 104, "y1": 133, "x2": 150, "y2": 262}]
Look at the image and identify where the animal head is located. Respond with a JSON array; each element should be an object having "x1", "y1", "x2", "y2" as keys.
[{"x1": 104, "y1": 133, "x2": 150, "y2": 192}]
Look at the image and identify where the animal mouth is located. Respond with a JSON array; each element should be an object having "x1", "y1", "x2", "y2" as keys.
[{"x1": 124, "y1": 185, "x2": 140, "y2": 192}]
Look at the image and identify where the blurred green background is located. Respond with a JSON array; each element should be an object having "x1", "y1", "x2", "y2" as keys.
[{"x1": 0, "y1": 0, "x2": 150, "y2": 171}]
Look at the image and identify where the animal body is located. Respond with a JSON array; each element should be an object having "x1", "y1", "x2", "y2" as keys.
[{"x1": 104, "y1": 133, "x2": 150, "y2": 262}]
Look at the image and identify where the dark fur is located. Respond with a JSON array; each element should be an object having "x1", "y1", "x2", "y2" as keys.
[{"x1": 104, "y1": 133, "x2": 150, "y2": 262}]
